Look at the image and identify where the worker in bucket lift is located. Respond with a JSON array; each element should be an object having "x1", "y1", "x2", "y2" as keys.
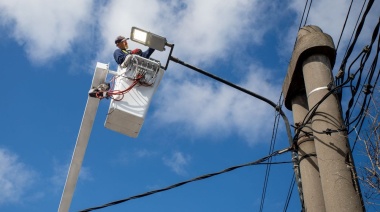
[{"x1": 113, "y1": 35, "x2": 155, "y2": 68}]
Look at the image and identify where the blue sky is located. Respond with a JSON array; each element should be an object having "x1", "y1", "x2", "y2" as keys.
[{"x1": 0, "y1": 0, "x2": 379, "y2": 211}]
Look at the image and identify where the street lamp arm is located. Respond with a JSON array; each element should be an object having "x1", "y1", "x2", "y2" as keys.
[
  {"x1": 169, "y1": 55, "x2": 294, "y2": 146},
  {"x1": 170, "y1": 56, "x2": 276, "y2": 108},
  {"x1": 169, "y1": 55, "x2": 303, "y2": 207},
  {"x1": 164, "y1": 43, "x2": 175, "y2": 70}
]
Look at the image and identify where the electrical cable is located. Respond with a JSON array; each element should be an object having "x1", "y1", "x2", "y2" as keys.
[
  {"x1": 92, "y1": 74, "x2": 143, "y2": 101},
  {"x1": 283, "y1": 172, "x2": 296, "y2": 212},
  {"x1": 289, "y1": 12, "x2": 379, "y2": 212},
  {"x1": 292, "y1": 0, "x2": 376, "y2": 141},
  {"x1": 297, "y1": 0, "x2": 374, "y2": 139},
  {"x1": 336, "y1": 0, "x2": 368, "y2": 92},
  {"x1": 290, "y1": 15, "x2": 379, "y2": 161},
  {"x1": 288, "y1": 6, "x2": 379, "y2": 210},
  {"x1": 298, "y1": 0, "x2": 310, "y2": 30},
  {"x1": 294, "y1": 83, "x2": 348, "y2": 139},
  {"x1": 296, "y1": 76, "x2": 361, "y2": 140},
  {"x1": 336, "y1": 0, "x2": 354, "y2": 52},
  {"x1": 296, "y1": 29, "x2": 378, "y2": 139},
  {"x1": 296, "y1": 125, "x2": 347, "y2": 135},
  {"x1": 169, "y1": 53, "x2": 303, "y2": 212},
  {"x1": 290, "y1": 5, "x2": 373, "y2": 211},
  {"x1": 259, "y1": 109, "x2": 281, "y2": 212},
  {"x1": 345, "y1": 18, "x2": 379, "y2": 134},
  {"x1": 81, "y1": 6, "x2": 378, "y2": 211},
  {"x1": 289, "y1": 2, "x2": 378, "y2": 210},
  {"x1": 345, "y1": 48, "x2": 371, "y2": 128},
  {"x1": 169, "y1": 56, "x2": 294, "y2": 147},
  {"x1": 339, "y1": 0, "x2": 375, "y2": 74},
  {"x1": 336, "y1": 0, "x2": 370, "y2": 96},
  {"x1": 79, "y1": 147, "x2": 293, "y2": 212},
  {"x1": 258, "y1": 161, "x2": 293, "y2": 165},
  {"x1": 351, "y1": 101, "x2": 371, "y2": 151},
  {"x1": 293, "y1": 0, "x2": 313, "y2": 51},
  {"x1": 302, "y1": 0, "x2": 313, "y2": 27},
  {"x1": 340, "y1": 0, "x2": 367, "y2": 64},
  {"x1": 351, "y1": 26, "x2": 380, "y2": 151}
]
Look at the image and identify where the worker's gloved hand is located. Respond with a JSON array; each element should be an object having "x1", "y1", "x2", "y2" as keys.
[{"x1": 131, "y1": 48, "x2": 142, "y2": 55}]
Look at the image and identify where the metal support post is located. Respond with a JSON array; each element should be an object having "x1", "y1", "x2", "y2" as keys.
[{"x1": 59, "y1": 63, "x2": 109, "y2": 212}]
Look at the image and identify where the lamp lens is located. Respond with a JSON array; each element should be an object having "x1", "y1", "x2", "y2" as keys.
[{"x1": 133, "y1": 30, "x2": 148, "y2": 44}]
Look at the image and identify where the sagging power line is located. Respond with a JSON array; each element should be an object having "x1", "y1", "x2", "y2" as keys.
[{"x1": 80, "y1": 148, "x2": 292, "y2": 212}]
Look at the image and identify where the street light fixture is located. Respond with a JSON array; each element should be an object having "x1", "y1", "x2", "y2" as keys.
[
  {"x1": 130, "y1": 27, "x2": 167, "y2": 51},
  {"x1": 130, "y1": 26, "x2": 174, "y2": 70}
]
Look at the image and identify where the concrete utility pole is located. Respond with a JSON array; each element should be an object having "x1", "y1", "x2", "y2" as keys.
[
  {"x1": 283, "y1": 25, "x2": 363, "y2": 211},
  {"x1": 291, "y1": 93, "x2": 326, "y2": 212}
]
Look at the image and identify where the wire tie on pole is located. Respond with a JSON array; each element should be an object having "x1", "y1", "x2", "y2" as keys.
[
  {"x1": 324, "y1": 128, "x2": 332, "y2": 135},
  {"x1": 335, "y1": 69, "x2": 344, "y2": 79},
  {"x1": 307, "y1": 86, "x2": 328, "y2": 98},
  {"x1": 363, "y1": 45, "x2": 370, "y2": 53},
  {"x1": 278, "y1": 147, "x2": 292, "y2": 155},
  {"x1": 362, "y1": 84, "x2": 373, "y2": 94}
]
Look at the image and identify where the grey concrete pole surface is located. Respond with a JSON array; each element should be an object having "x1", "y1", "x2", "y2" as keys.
[
  {"x1": 292, "y1": 93, "x2": 326, "y2": 212},
  {"x1": 302, "y1": 54, "x2": 363, "y2": 212}
]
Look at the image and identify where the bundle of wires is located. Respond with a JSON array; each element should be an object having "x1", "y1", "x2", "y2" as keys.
[{"x1": 93, "y1": 73, "x2": 144, "y2": 101}]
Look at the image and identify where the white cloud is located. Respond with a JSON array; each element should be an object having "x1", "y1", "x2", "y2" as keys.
[
  {"x1": 96, "y1": 0, "x2": 280, "y2": 66},
  {"x1": 0, "y1": 148, "x2": 35, "y2": 204},
  {"x1": 157, "y1": 0, "x2": 266, "y2": 64},
  {"x1": 2, "y1": 0, "x2": 377, "y2": 147},
  {"x1": 97, "y1": 0, "x2": 162, "y2": 61},
  {"x1": 0, "y1": 0, "x2": 93, "y2": 63},
  {"x1": 0, "y1": 0, "x2": 273, "y2": 65},
  {"x1": 135, "y1": 149, "x2": 157, "y2": 158},
  {"x1": 51, "y1": 161, "x2": 93, "y2": 194},
  {"x1": 115, "y1": 149, "x2": 158, "y2": 166},
  {"x1": 163, "y1": 151, "x2": 191, "y2": 175},
  {"x1": 154, "y1": 64, "x2": 281, "y2": 145},
  {"x1": 287, "y1": 0, "x2": 380, "y2": 58},
  {"x1": 1, "y1": 0, "x2": 377, "y2": 70},
  {"x1": 50, "y1": 163, "x2": 68, "y2": 192}
]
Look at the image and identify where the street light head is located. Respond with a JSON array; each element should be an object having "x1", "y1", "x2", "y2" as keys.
[
  {"x1": 132, "y1": 29, "x2": 148, "y2": 44},
  {"x1": 130, "y1": 27, "x2": 167, "y2": 51}
]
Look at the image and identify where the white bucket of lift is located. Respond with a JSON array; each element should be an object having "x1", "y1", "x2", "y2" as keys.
[{"x1": 104, "y1": 55, "x2": 164, "y2": 138}]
